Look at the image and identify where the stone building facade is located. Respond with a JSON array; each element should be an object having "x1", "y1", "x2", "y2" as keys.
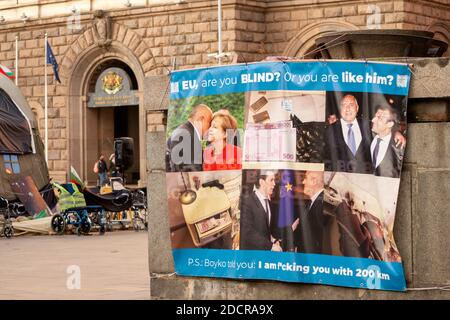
[{"x1": 0, "y1": 0, "x2": 449, "y2": 185}]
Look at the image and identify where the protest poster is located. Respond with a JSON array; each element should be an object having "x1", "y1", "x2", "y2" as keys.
[{"x1": 165, "y1": 61, "x2": 410, "y2": 291}]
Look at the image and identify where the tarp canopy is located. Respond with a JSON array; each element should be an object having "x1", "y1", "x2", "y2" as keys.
[
  {"x1": 0, "y1": 75, "x2": 35, "y2": 154},
  {"x1": 0, "y1": 87, "x2": 34, "y2": 154}
]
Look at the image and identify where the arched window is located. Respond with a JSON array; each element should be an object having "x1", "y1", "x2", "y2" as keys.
[
  {"x1": 283, "y1": 21, "x2": 359, "y2": 59},
  {"x1": 427, "y1": 22, "x2": 450, "y2": 57}
]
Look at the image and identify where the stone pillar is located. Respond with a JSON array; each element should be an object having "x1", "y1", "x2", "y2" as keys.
[{"x1": 144, "y1": 75, "x2": 175, "y2": 277}]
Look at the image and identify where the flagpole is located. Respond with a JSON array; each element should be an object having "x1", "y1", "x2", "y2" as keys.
[
  {"x1": 15, "y1": 36, "x2": 18, "y2": 86},
  {"x1": 44, "y1": 33, "x2": 48, "y2": 164},
  {"x1": 218, "y1": 0, "x2": 222, "y2": 65}
]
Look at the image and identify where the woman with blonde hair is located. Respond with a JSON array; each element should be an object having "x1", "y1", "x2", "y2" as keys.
[{"x1": 203, "y1": 110, "x2": 242, "y2": 171}]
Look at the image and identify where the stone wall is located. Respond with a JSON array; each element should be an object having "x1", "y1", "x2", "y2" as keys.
[
  {"x1": 0, "y1": 0, "x2": 449, "y2": 180},
  {"x1": 145, "y1": 58, "x2": 450, "y2": 299},
  {"x1": 266, "y1": 0, "x2": 450, "y2": 57}
]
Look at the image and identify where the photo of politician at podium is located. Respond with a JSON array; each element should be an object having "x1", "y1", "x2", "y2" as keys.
[{"x1": 324, "y1": 91, "x2": 407, "y2": 177}]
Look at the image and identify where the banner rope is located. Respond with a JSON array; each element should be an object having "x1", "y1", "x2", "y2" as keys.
[
  {"x1": 301, "y1": 39, "x2": 350, "y2": 60},
  {"x1": 147, "y1": 273, "x2": 450, "y2": 291},
  {"x1": 150, "y1": 272, "x2": 176, "y2": 279},
  {"x1": 301, "y1": 32, "x2": 348, "y2": 58},
  {"x1": 407, "y1": 286, "x2": 450, "y2": 291},
  {"x1": 300, "y1": 32, "x2": 349, "y2": 59},
  {"x1": 408, "y1": 64, "x2": 435, "y2": 97}
]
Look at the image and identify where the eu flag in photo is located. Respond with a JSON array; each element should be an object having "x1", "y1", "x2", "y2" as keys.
[
  {"x1": 46, "y1": 41, "x2": 61, "y2": 83},
  {"x1": 278, "y1": 170, "x2": 295, "y2": 228}
]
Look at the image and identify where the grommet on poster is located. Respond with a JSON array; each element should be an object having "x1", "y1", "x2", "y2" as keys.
[{"x1": 405, "y1": 57, "x2": 415, "y2": 72}]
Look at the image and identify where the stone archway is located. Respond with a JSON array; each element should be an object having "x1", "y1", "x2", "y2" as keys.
[
  {"x1": 427, "y1": 22, "x2": 450, "y2": 57},
  {"x1": 283, "y1": 21, "x2": 359, "y2": 58},
  {"x1": 59, "y1": 22, "x2": 156, "y2": 186},
  {"x1": 29, "y1": 100, "x2": 44, "y2": 136}
]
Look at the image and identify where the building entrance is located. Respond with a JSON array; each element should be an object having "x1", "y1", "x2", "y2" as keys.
[
  {"x1": 114, "y1": 105, "x2": 140, "y2": 184},
  {"x1": 86, "y1": 60, "x2": 140, "y2": 186}
]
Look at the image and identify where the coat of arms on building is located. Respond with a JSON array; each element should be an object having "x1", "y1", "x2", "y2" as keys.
[{"x1": 102, "y1": 71, "x2": 123, "y2": 95}]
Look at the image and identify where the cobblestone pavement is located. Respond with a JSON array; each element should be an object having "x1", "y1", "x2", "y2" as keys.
[{"x1": 0, "y1": 231, "x2": 150, "y2": 300}]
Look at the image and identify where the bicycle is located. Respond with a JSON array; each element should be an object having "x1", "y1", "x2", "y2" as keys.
[{"x1": 0, "y1": 197, "x2": 14, "y2": 238}]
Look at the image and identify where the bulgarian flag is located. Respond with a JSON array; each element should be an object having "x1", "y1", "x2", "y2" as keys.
[
  {"x1": 70, "y1": 166, "x2": 85, "y2": 189},
  {"x1": 0, "y1": 65, "x2": 15, "y2": 80}
]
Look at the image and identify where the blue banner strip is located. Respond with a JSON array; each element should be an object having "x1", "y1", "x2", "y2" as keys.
[
  {"x1": 173, "y1": 248, "x2": 407, "y2": 292},
  {"x1": 169, "y1": 61, "x2": 411, "y2": 99}
]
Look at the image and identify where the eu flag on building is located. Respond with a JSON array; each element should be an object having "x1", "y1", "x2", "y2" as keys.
[
  {"x1": 278, "y1": 170, "x2": 295, "y2": 228},
  {"x1": 46, "y1": 41, "x2": 61, "y2": 83}
]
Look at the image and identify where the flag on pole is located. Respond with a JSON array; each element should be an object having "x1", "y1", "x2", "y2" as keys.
[
  {"x1": 70, "y1": 166, "x2": 85, "y2": 189},
  {"x1": 278, "y1": 170, "x2": 295, "y2": 228},
  {"x1": 0, "y1": 65, "x2": 15, "y2": 80},
  {"x1": 46, "y1": 41, "x2": 61, "y2": 83}
]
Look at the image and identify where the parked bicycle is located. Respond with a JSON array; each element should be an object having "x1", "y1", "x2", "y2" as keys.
[{"x1": 0, "y1": 197, "x2": 14, "y2": 238}]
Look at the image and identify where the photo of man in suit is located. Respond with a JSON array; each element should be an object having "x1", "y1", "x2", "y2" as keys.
[
  {"x1": 166, "y1": 104, "x2": 213, "y2": 172},
  {"x1": 240, "y1": 170, "x2": 283, "y2": 251},
  {"x1": 292, "y1": 171, "x2": 329, "y2": 254},
  {"x1": 325, "y1": 94, "x2": 373, "y2": 174},
  {"x1": 370, "y1": 104, "x2": 403, "y2": 178}
]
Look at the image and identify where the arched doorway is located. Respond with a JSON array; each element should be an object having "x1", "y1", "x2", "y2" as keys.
[
  {"x1": 66, "y1": 46, "x2": 147, "y2": 188},
  {"x1": 85, "y1": 59, "x2": 141, "y2": 186}
]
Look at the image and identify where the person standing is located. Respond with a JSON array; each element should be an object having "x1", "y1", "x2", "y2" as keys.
[
  {"x1": 96, "y1": 154, "x2": 108, "y2": 187},
  {"x1": 370, "y1": 105, "x2": 403, "y2": 178},
  {"x1": 325, "y1": 94, "x2": 406, "y2": 174},
  {"x1": 293, "y1": 171, "x2": 329, "y2": 254},
  {"x1": 325, "y1": 95, "x2": 373, "y2": 173},
  {"x1": 240, "y1": 170, "x2": 282, "y2": 251}
]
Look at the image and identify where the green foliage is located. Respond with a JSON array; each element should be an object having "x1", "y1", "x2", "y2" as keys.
[{"x1": 167, "y1": 92, "x2": 245, "y2": 138}]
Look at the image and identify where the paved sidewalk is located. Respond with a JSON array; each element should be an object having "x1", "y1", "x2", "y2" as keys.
[{"x1": 0, "y1": 231, "x2": 150, "y2": 300}]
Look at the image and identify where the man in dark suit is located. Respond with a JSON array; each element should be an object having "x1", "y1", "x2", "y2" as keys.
[
  {"x1": 240, "y1": 170, "x2": 283, "y2": 251},
  {"x1": 166, "y1": 104, "x2": 212, "y2": 172},
  {"x1": 370, "y1": 105, "x2": 403, "y2": 178},
  {"x1": 292, "y1": 171, "x2": 329, "y2": 254},
  {"x1": 325, "y1": 95, "x2": 373, "y2": 174}
]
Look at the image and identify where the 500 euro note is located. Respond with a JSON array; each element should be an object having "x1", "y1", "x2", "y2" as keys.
[{"x1": 244, "y1": 121, "x2": 297, "y2": 162}]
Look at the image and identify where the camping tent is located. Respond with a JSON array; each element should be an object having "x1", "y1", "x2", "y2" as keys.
[{"x1": 0, "y1": 74, "x2": 50, "y2": 201}]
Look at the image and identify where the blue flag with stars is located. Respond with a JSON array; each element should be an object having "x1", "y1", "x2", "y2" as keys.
[
  {"x1": 278, "y1": 170, "x2": 295, "y2": 228},
  {"x1": 46, "y1": 41, "x2": 61, "y2": 83}
]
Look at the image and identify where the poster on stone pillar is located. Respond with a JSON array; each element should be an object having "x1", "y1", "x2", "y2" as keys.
[{"x1": 165, "y1": 61, "x2": 411, "y2": 291}]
